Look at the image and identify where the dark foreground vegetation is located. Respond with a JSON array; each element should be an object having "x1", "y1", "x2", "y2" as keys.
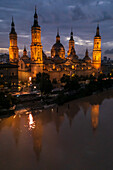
[
  {"x1": 56, "y1": 73, "x2": 113, "y2": 105},
  {"x1": 32, "y1": 72, "x2": 113, "y2": 105}
]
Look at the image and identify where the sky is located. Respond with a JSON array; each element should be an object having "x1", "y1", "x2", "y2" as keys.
[{"x1": 0, "y1": 0, "x2": 113, "y2": 59}]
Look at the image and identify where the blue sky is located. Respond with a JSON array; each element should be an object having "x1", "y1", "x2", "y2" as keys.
[{"x1": 0, "y1": 0, "x2": 113, "y2": 59}]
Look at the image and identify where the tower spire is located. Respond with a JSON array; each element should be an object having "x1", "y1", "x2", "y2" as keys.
[
  {"x1": 10, "y1": 16, "x2": 16, "y2": 34},
  {"x1": 96, "y1": 24, "x2": 100, "y2": 37},
  {"x1": 70, "y1": 27, "x2": 73, "y2": 40},
  {"x1": 85, "y1": 48, "x2": 88, "y2": 57},
  {"x1": 33, "y1": 6, "x2": 38, "y2": 27},
  {"x1": 57, "y1": 28, "x2": 59, "y2": 36},
  {"x1": 56, "y1": 28, "x2": 60, "y2": 43},
  {"x1": 23, "y1": 45, "x2": 27, "y2": 56},
  {"x1": 35, "y1": 5, "x2": 37, "y2": 13}
]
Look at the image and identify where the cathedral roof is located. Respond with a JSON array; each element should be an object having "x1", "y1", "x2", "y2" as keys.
[
  {"x1": 43, "y1": 59, "x2": 54, "y2": 64},
  {"x1": 67, "y1": 47, "x2": 78, "y2": 61},
  {"x1": 52, "y1": 54, "x2": 65, "y2": 64},
  {"x1": 20, "y1": 55, "x2": 31, "y2": 64},
  {"x1": 83, "y1": 49, "x2": 91, "y2": 62}
]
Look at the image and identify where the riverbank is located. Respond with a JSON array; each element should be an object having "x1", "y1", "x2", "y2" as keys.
[
  {"x1": 55, "y1": 86, "x2": 113, "y2": 105},
  {"x1": 15, "y1": 87, "x2": 113, "y2": 114}
]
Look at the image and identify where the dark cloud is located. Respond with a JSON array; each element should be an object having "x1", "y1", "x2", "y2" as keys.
[
  {"x1": 104, "y1": 49, "x2": 113, "y2": 54},
  {"x1": 93, "y1": 11, "x2": 113, "y2": 22},
  {"x1": 71, "y1": 5, "x2": 86, "y2": 21},
  {"x1": 0, "y1": 0, "x2": 113, "y2": 58}
]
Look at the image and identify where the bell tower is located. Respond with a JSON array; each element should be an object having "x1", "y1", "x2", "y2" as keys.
[
  {"x1": 92, "y1": 25, "x2": 101, "y2": 70},
  {"x1": 30, "y1": 7, "x2": 43, "y2": 78},
  {"x1": 9, "y1": 17, "x2": 19, "y2": 64},
  {"x1": 67, "y1": 28, "x2": 75, "y2": 56}
]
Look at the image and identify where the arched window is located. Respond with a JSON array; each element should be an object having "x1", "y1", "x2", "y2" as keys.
[{"x1": 21, "y1": 63, "x2": 23, "y2": 69}]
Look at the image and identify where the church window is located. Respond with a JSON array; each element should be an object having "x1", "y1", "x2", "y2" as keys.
[{"x1": 21, "y1": 63, "x2": 23, "y2": 69}]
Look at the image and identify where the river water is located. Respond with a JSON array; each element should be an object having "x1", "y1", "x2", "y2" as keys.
[{"x1": 0, "y1": 90, "x2": 113, "y2": 170}]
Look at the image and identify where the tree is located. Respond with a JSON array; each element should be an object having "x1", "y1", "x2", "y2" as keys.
[
  {"x1": 60, "y1": 74, "x2": 70, "y2": 84},
  {"x1": 52, "y1": 78, "x2": 57, "y2": 85},
  {"x1": 36, "y1": 72, "x2": 53, "y2": 94},
  {"x1": 60, "y1": 74, "x2": 80, "y2": 91}
]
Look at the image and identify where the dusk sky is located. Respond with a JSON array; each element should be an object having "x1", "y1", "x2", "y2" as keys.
[{"x1": 0, "y1": 0, "x2": 113, "y2": 59}]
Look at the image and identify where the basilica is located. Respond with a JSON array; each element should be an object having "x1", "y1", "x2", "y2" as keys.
[{"x1": 9, "y1": 8, "x2": 102, "y2": 83}]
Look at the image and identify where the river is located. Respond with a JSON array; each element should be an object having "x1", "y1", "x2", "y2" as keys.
[{"x1": 0, "y1": 90, "x2": 113, "y2": 170}]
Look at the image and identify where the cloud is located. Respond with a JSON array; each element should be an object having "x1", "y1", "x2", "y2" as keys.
[
  {"x1": 103, "y1": 42, "x2": 113, "y2": 48},
  {"x1": 18, "y1": 34, "x2": 30, "y2": 38},
  {"x1": 104, "y1": 49, "x2": 113, "y2": 54},
  {"x1": 66, "y1": 36, "x2": 93, "y2": 46}
]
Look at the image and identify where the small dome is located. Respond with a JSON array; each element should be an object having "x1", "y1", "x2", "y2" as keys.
[
  {"x1": 83, "y1": 49, "x2": 91, "y2": 62},
  {"x1": 52, "y1": 42, "x2": 65, "y2": 50}
]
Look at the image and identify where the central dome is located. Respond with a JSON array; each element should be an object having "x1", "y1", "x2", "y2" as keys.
[{"x1": 51, "y1": 30, "x2": 65, "y2": 59}]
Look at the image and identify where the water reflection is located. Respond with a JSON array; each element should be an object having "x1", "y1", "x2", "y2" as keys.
[
  {"x1": 0, "y1": 90, "x2": 113, "y2": 169},
  {"x1": 28, "y1": 113, "x2": 35, "y2": 130},
  {"x1": 91, "y1": 105, "x2": 99, "y2": 130},
  {"x1": 0, "y1": 115, "x2": 21, "y2": 145}
]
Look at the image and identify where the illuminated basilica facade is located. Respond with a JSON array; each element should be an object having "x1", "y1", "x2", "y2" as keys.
[{"x1": 9, "y1": 8, "x2": 102, "y2": 82}]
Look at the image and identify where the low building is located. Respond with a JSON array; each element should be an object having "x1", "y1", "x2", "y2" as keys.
[{"x1": 0, "y1": 63, "x2": 18, "y2": 91}]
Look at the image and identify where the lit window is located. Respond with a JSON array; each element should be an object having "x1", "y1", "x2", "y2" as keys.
[
  {"x1": 72, "y1": 65, "x2": 74, "y2": 69},
  {"x1": 0, "y1": 74, "x2": 3, "y2": 78}
]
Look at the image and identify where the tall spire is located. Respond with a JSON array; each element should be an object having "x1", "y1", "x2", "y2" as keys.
[
  {"x1": 57, "y1": 28, "x2": 59, "y2": 37},
  {"x1": 70, "y1": 27, "x2": 73, "y2": 40},
  {"x1": 85, "y1": 48, "x2": 89, "y2": 57},
  {"x1": 56, "y1": 28, "x2": 60, "y2": 43},
  {"x1": 11, "y1": 17, "x2": 14, "y2": 27},
  {"x1": 23, "y1": 45, "x2": 27, "y2": 56},
  {"x1": 95, "y1": 24, "x2": 100, "y2": 37},
  {"x1": 33, "y1": 6, "x2": 38, "y2": 27},
  {"x1": 10, "y1": 17, "x2": 16, "y2": 34}
]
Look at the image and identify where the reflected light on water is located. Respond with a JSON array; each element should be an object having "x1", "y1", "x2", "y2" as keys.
[
  {"x1": 28, "y1": 114, "x2": 35, "y2": 130},
  {"x1": 13, "y1": 115, "x2": 16, "y2": 119}
]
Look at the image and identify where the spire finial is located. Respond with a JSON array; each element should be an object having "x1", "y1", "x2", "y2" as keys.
[
  {"x1": 11, "y1": 16, "x2": 14, "y2": 27},
  {"x1": 71, "y1": 27, "x2": 73, "y2": 33},
  {"x1": 85, "y1": 48, "x2": 89, "y2": 57},
  {"x1": 23, "y1": 45, "x2": 27, "y2": 56},
  {"x1": 35, "y1": 5, "x2": 37, "y2": 13},
  {"x1": 56, "y1": 28, "x2": 60, "y2": 42},
  {"x1": 57, "y1": 28, "x2": 59, "y2": 36},
  {"x1": 96, "y1": 23, "x2": 100, "y2": 37},
  {"x1": 10, "y1": 16, "x2": 16, "y2": 34},
  {"x1": 70, "y1": 27, "x2": 73, "y2": 40},
  {"x1": 33, "y1": 5, "x2": 38, "y2": 27},
  {"x1": 24, "y1": 45, "x2": 26, "y2": 51}
]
